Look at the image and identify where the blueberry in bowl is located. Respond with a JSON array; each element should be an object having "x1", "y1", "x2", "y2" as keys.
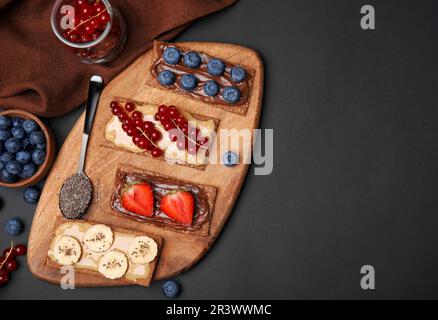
[{"x1": 0, "y1": 110, "x2": 55, "y2": 188}]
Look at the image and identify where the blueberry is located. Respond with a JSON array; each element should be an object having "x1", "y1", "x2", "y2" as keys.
[
  {"x1": 0, "y1": 162, "x2": 4, "y2": 171},
  {"x1": 20, "y1": 163, "x2": 37, "y2": 179},
  {"x1": 23, "y1": 137, "x2": 35, "y2": 151},
  {"x1": 0, "y1": 169, "x2": 18, "y2": 183},
  {"x1": 11, "y1": 127, "x2": 26, "y2": 139},
  {"x1": 16, "y1": 151, "x2": 31, "y2": 164},
  {"x1": 12, "y1": 118, "x2": 24, "y2": 127},
  {"x1": 37, "y1": 143, "x2": 46, "y2": 150},
  {"x1": 0, "y1": 116, "x2": 11, "y2": 129},
  {"x1": 0, "y1": 152, "x2": 14, "y2": 163},
  {"x1": 4, "y1": 138, "x2": 23, "y2": 153},
  {"x1": 162, "y1": 280, "x2": 181, "y2": 299},
  {"x1": 30, "y1": 131, "x2": 46, "y2": 145},
  {"x1": 23, "y1": 186, "x2": 41, "y2": 204},
  {"x1": 207, "y1": 58, "x2": 225, "y2": 76},
  {"x1": 223, "y1": 151, "x2": 239, "y2": 167},
  {"x1": 0, "y1": 129, "x2": 11, "y2": 141},
  {"x1": 183, "y1": 52, "x2": 202, "y2": 69},
  {"x1": 230, "y1": 66, "x2": 247, "y2": 83},
  {"x1": 5, "y1": 161, "x2": 23, "y2": 175},
  {"x1": 4, "y1": 218, "x2": 23, "y2": 236},
  {"x1": 163, "y1": 47, "x2": 181, "y2": 65},
  {"x1": 22, "y1": 119, "x2": 39, "y2": 133},
  {"x1": 204, "y1": 80, "x2": 220, "y2": 96},
  {"x1": 158, "y1": 70, "x2": 176, "y2": 86},
  {"x1": 32, "y1": 149, "x2": 46, "y2": 165},
  {"x1": 223, "y1": 86, "x2": 241, "y2": 104},
  {"x1": 180, "y1": 74, "x2": 198, "y2": 91}
]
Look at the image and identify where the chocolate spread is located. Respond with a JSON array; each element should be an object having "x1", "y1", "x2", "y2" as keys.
[
  {"x1": 112, "y1": 170, "x2": 210, "y2": 232},
  {"x1": 151, "y1": 41, "x2": 252, "y2": 107}
]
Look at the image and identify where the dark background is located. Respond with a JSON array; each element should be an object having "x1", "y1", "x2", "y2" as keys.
[{"x1": 1, "y1": 0, "x2": 438, "y2": 300}]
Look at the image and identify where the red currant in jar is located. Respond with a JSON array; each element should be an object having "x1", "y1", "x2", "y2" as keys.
[
  {"x1": 125, "y1": 102, "x2": 136, "y2": 112},
  {"x1": 99, "y1": 12, "x2": 111, "y2": 25},
  {"x1": 93, "y1": 2, "x2": 106, "y2": 14},
  {"x1": 68, "y1": 33, "x2": 79, "y2": 43},
  {"x1": 79, "y1": 3, "x2": 94, "y2": 17},
  {"x1": 132, "y1": 111, "x2": 143, "y2": 120},
  {"x1": 151, "y1": 148, "x2": 163, "y2": 158},
  {"x1": 14, "y1": 245, "x2": 27, "y2": 256}
]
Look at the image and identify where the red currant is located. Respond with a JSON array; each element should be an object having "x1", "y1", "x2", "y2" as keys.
[
  {"x1": 134, "y1": 118, "x2": 143, "y2": 127},
  {"x1": 5, "y1": 260, "x2": 18, "y2": 272},
  {"x1": 169, "y1": 132, "x2": 179, "y2": 142},
  {"x1": 154, "y1": 113, "x2": 161, "y2": 122},
  {"x1": 93, "y1": 2, "x2": 106, "y2": 14},
  {"x1": 79, "y1": 4, "x2": 94, "y2": 17},
  {"x1": 99, "y1": 12, "x2": 111, "y2": 25},
  {"x1": 110, "y1": 101, "x2": 119, "y2": 109},
  {"x1": 112, "y1": 106, "x2": 122, "y2": 116},
  {"x1": 158, "y1": 105, "x2": 168, "y2": 115},
  {"x1": 151, "y1": 148, "x2": 162, "y2": 158},
  {"x1": 137, "y1": 138, "x2": 150, "y2": 150},
  {"x1": 118, "y1": 112, "x2": 128, "y2": 121},
  {"x1": 132, "y1": 111, "x2": 143, "y2": 120},
  {"x1": 125, "y1": 102, "x2": 136, "y2": 112},
  {"x1": 2, "y1": 248, "x2": 16, "y2": 260},
  {"x1": 126, "y1": 127, "x2": 137, "y2": 137},
  {"x1": 83, "y1": 23, "x2": 95, "y2": 35},
  {"x1": 163, "y1": 122, "x2": 175, "y2": 131},
  {"x1": 168, "y1": 106, "x2": 179, "y2": 118},
  {"x1": 68, "y1": 33, "x2": 79, "y2": 43},
  {"x1": 143, "y1": 121, "x2": 155, "y2": 131},
  {"x1": 150, "y1": 129, "x2": 162, "y2": 142},
  {"x1": 14, "y1": 245, "x2": 27, "y2": 256},
  {"x1": 0, "y1": 271, "x2": 9, "y2": 287}
]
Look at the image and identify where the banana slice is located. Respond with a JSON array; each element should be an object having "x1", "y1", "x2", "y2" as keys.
[
  {"x1": 98, "y1": 251, "x2": 128, "y2": 280},
  {"x1": 83, "y1": 225, "x2": 114, "y2": 253},
  {"x1": 53, "y1": 236, "x2": 82, "y2": 266},
  {"x1": 128, "y1": 236, "x2": 158, "y2": 264}
]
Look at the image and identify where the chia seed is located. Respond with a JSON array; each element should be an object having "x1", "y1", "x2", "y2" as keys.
[{"x1": 59, "y1": 173, "x2": 92, "y2": 219}]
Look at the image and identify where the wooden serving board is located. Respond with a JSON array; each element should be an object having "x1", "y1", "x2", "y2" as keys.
[{"x1": 27, "y1": 42, "x2": 264, "y2": 287}]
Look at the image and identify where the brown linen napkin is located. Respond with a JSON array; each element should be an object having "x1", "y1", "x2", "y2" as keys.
[{"x1": 0, "y1": 0, "x2": 237, "y2": 117}]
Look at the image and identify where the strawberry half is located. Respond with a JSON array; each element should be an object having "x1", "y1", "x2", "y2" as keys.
[
  {"x1": 160, "y1": 190, "x2": 194, "y2": 225},
  {"x1": 121, "y1": 182, "x2": 154, "y2": 218}
]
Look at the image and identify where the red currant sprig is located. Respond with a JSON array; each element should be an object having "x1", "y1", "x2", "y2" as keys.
[
  {"x1": 155, "y1": 105, "x2": 210, "y2": 155},
  {"x1": 0, "y1": 243, "x2": 27, "y2": 287},
  {"x1": 110, "y1": 101, "x2": 163, "y2": 158}
]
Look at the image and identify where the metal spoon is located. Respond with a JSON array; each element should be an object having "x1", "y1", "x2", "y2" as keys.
[{"x1": 59, "y1": 75, "x2": 104, "y2": 219}]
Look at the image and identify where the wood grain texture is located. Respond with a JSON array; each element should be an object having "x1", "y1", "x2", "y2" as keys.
[{"x1": 27, "y1": 42, "x2": 264, "y2": 287}]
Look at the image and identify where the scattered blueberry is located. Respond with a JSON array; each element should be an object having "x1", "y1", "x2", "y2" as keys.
[
  {"x1": 11, "y1": 117, "x2": 24, "y2": 127},
  {"x1": 0, "y1": 116, "x2": 11, "y2": 129},
  {"x1": 223, "y1": 151, "x2": 239, "y2": 167},
  {"x1": 0, "y1": 169, "x2": 18, "y2": 183},
  {"x1": 223, "y1": 86, "x2": 241, "y2": 104},
  {"x1": 22, "y1": 119, "x2": 38, "y2": 133},
  {"x1": 230, "y1": 66, "x2": 247, "y2": 83},
  {"x1": 0, "y1": 129, "x2": 11, "y2": 141},
  {"x1": 158, "y1": 70, "x2": 176, "y2": 86},
  {"x1": 4, "y1": 138, "x2": 23, "y2": 153},
  {"x1": 30, "y1": 131, "x2": 46, "y2": 145},
  {"x1": 207, "y1": 58, "x2": 225, "y2": 76},
  {"x1": 180, "y1": 74, "x2": 198, "y2": 91},
  {"x1": 23, "y1": 186, "x2": 41, "y2": 204},
  {"x1": 11, "y1": 127, "x2": 26, "y2": 139},
  {"x1": 37, "y1": 143, "x2": 46, "y2": 150},
  {"x1": 5, "y1": 161, "x2": 23, "y2": 175},
  {"x1": 32, "y1": 149, "x2": 46, "y2": 165},
  {"x1": 162, "y1": 280, "x2": 181, "y2": 299},
  {"x1": 4, "y1": 218, "x2": 23, "y2": 236},
  {"x1": 183, "y1": 52, "x2": 202, "y2": 69},
  {"x1": 15, "y1": 150, "x2": 31, "y2": 164},
  {"x1": 163, "y1": 47, "x2": 181, "y2": 65},
  {"x1": 204, "y1": 80, "x2": 220, "y2": 97},
  {"x1": 0, "y1": 152, "x2": 14, "y2": 163},
  {"x1": 20, "y1": 163, "x2": 37, "y2": 179}
]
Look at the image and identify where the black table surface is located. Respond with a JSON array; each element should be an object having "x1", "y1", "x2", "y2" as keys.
[{"x1": 1, "y1": 0, "x2": 438, "y2": 300}]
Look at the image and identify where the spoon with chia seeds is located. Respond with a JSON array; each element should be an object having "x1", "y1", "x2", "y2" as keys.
[{"x1": 59, "y1": 75, "x2": 104, "y2": 219}]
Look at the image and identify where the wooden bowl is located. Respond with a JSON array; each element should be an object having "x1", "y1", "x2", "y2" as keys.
[{"x1": 0, "y1": 109, "x2": 56, "y2": 188}]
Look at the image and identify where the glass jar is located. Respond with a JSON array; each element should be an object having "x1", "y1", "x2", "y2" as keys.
[{"x1": 51, "y1": 0, "x2": 127, "y2": 64}]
